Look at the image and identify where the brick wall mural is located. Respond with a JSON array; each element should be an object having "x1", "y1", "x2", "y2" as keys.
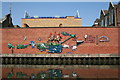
[{"x1": 1, "y1": 28, "x2": 119, "y2": 54}]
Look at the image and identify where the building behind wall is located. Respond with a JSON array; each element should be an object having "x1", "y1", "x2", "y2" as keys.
[
  {"x1": 21, "y1": 16, "x2": 82, "y2": 27},
  {"x1": 0, "y1": 14, "x2": 14, "y2": 28},
  {"x1": 0, "y1": 14, "x2": 21, "y2": 28},
  {"x1": 93, "y1": 2, "x2": 120, "y2": 27}
]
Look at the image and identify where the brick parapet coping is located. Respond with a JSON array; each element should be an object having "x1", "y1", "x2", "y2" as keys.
[
  {"x1": 2, "y1": 65, "x2": 120, "y2": 69},
  {"x1": 1, "y1": 54, "x2": 120, "y2": 58}
]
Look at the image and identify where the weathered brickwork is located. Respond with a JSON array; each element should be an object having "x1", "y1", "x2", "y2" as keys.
[
  {"x1": 1, "y1": 27, "x2": 119, "y2": 54},
  {"x1": 21, "y1": 16, "x2": 82, "y2": 27}
]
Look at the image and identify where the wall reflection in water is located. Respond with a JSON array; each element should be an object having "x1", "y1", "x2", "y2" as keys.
[{"x1": 2, "y1": 65, "x2": 120, "y2": 79}]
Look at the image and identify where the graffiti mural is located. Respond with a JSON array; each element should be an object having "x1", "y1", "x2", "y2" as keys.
[
  {"x1": 84, "y1": 35, "x2": 95, "y2": 43},
  {"x1": 7, "y1": 32, "x2": 110, "y2": 53},
  {"x1": 37, "y1": 43, "x2": 47, "y2": 51},
  {"x1": 29, "y1": 41, "x2": 36, "y2": 48},
  {"x1": 8, "y1": 43, "x2": 14, "y2": 49},
  {"x1": 37, "y1": 32, "x2": 79, "y2": 53},
  {"x1": 48, "y1": 32, "x2": 62, "y2": 44},
  {"x1": 16, "y1": 44, "x2": 28, "y2": 49},
  {"x1": 23, "y1": 36, "x2": 27, "y2": 41},
  {"x1": 99, "y1": 36, "x2": 110, "y2": 42}
]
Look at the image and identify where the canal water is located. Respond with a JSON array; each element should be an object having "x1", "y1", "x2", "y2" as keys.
[{"x1": 2, "y1": 65, "x2": 120, "y2": 79}]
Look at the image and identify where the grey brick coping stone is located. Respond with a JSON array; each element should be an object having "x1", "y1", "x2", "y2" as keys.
[
  {"x1": 2, "y1": 65, "x2": 120, "y2": 69},
  {"x1": 1, "y1": 53, "x2": 120, "y2": 57}
]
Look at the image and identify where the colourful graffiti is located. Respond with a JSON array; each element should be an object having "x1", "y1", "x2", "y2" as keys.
[
  {"x1": 48, "y1": 32, "x2": 62, "y2": 44},
  {"x1": 99, "y1": 36, "x2": 110, "y2": 42},
  {"x1": 23, "y1": 36, "x2": 27, "y2": 41},
  {"x1": 29, "y1": 41, "x2": 36, "y2": 48},
  {"x1": 84, "y1": 35, "x2": 95, "y2": 43},
  {"x1": 8, "y1": 43, "x2": 14, "y2": 49},
  {"x1": 7, "y1": 32, "x2": 110, "y2": 53},
  {"x1": 16, "y1": 44, "x2": 28, "y2": 49}
]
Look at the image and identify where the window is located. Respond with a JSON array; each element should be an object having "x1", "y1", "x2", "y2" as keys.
[
  {"x1": 109, "y1": 9, "x2": 114, "y2": 25},
  {"x1": 105, "y1": 16, "x2": 108, "y2": 27},
  {"x1": 109, "y1": 13, "x2": 111, "y2": 25},
  {"x1": 101, "y1": 19, "x2": 104, "y2": 27},
  {"x1": 111, "y1": 10, "x2": 114, "y2": 24},
  {"x1": 107, "y1": 15, "x2": 109, "y2": 26}
]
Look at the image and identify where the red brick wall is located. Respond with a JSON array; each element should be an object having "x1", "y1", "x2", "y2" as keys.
[{"x1": 1, "y1": 27, "x2": 119, "y2": 54}]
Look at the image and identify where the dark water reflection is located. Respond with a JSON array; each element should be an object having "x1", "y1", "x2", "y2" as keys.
[{"x1": 2, "y1": 65, "x2": 120, "y2": 79}]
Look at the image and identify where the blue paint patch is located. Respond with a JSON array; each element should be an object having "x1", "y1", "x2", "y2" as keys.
[{"x1": 48, "y1": 45, "x2": 62, "y2": 53}]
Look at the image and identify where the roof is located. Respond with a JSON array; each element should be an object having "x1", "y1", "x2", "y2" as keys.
[
  {"x1": 109, "y1": 2, "x2": 119, "y2": 9},
  {"x1": 113, "y1": 4, "x2": 118, "y2": 8},
  {"x1": 94, "y1": 18, "x2": 100, "y2": 23},
  {"x1": 22, "y1": 16, "x2": 81, "y2": 19},
  {"x1": 109, "y1": 2, "x2": 114, "y2": 8},
  {"x1": 119, "y1": 1, "x2": 120, "y2": 4},
  {"x1": 0, "y1": 17, "x2": 6, "y2": 23},
  {"x1": 100, "y1": 10, "x2": 108, "y2": 16},
  {"x1": 0, "y1": 14, "x2": 11, "y2": 23},
  {"x1": 100, "y1": 9, "x2": 106, "y2": 16},
  {"x1": 103, "y1": 10, "x2": 108, "y2": 15}
]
